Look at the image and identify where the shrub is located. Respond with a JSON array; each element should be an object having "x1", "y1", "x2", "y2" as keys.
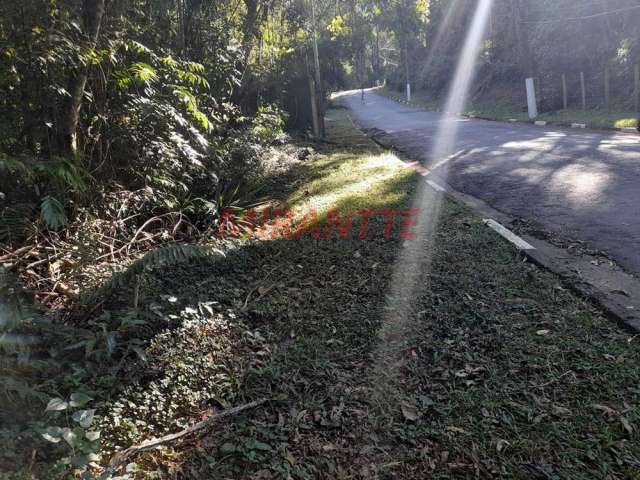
[{"x1": 251, "y1": 105, "x2": 287, "y2": 144}]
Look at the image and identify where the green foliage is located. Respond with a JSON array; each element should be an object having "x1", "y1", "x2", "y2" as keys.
[
  {"x1": 0, "y1": 155, "x2": 88, "y2": 193},
  {"x1": 160, "y1": 191, "x2": 217, "y2": 220},
  {"x1": 41, "y1": 394, "x2": 102, "y2": 474},
  {"x1": 0, "y1": 205, "x2": 34, "y2": 246},
  {"x1": 99, "y1": 305, "x2": 267, "y2": 451},
  {"x1": 215, "y1": 181, "x2": 269, "y2": 214},
  {"x1": 40, "y1": 196, "x2": 67, "y2": 230},
  {"x1": 251, "y1": 105, "x2": 287, "y2": 144},
  {"x1": 214, "y1": 179, "x2": 270, "y2": 238},
  {"x1": 109, "y1": 44, "x2": 224, "y2": 191},
  {"x1": 88, "y1": 244, "x2": 225, "y2": 304},
  {"x1": 0, "y1": 154, "x2": 89, "y2": 235},
  {"x1": 394, "y1": 0, "x2": 640, "y2": 110}
]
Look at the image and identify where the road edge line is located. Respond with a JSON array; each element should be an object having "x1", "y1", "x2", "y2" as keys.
[
  {"x1": 425, "y1": 180, "x2": 446, "y2": 192},
  {"x1": 483, "y1": 219, "x2": 536, "y2": 251}
]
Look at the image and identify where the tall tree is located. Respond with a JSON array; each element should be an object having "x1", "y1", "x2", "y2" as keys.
[{"x1": 58, "y1": 0, "x2": 106, "y2": 157}]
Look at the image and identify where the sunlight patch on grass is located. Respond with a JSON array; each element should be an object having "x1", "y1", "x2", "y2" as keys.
[
  {"x1": 613, "y1": 117, "x2": 638, "y2": 128},
  {"x1": 287, "y1": 151, "x2": 416, "y2": 221},
  {"x1": 539, "y1": 110, "x2": 639, "y2": 129},
  {"x1": 111, "y1": 107, "x2": 640, "y2": 479}
]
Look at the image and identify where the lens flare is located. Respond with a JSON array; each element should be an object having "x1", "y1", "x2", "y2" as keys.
[{"x1": 373, "y1": 0, "x2": 495, "y2": 391}]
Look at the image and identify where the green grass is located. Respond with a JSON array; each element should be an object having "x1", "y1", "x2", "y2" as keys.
[
  {"x1": 382, "y1": 87, "x2": 639, "y2": 130},
  {"x1": 129, "y1": 108, "x2": 639, "y2": 478},
  {"x1": 538, "y1": 110, "x2": 638, "y2": 129},
  {"x1": 6, "y1": 108, "x2": 639, "y2": 479}
]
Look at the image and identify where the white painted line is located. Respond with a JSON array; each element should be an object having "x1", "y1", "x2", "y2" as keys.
[
  {"x1": 483, "y1": 219, "x2": 536, "y2": 251},
  {"x1": 534, "y1": 120, "x2": 547, "y2": 126},
  {"x1": 429, "y1": 149, "x2": 466, "y2": 172},
  {"x1": 509, "y1": 118, "x2": 518, "y2": 122},
  {"x1": 571, "y1": 123, "x2": 587, "y2": 129},
  {"x1": 426, "y1": 180, "x2": 446, "y2": 192}
]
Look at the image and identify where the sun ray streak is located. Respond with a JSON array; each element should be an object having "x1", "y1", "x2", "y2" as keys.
[{"x1": 371, "y1": 0, "x2": 495, "y2": 407}]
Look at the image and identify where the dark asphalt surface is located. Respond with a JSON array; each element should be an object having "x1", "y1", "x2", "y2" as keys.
[{"x1": 341, "y1": 90, "x2": 640, "y2": 276}]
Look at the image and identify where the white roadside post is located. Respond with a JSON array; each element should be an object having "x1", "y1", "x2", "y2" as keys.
[
  {"x1": 406, "y1": 83, "x2": 411, "y2": 103},
  {"x1": 525, "y1": 78, "x2": 538, "y2": 119}
]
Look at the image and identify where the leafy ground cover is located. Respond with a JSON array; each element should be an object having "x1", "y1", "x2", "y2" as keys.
[
  {"x1": 3, "y1": 108, "x2": 640, "y2": 479},
  {"x1": 382, "y1": 87, "x2": 639, "y2": 130}
]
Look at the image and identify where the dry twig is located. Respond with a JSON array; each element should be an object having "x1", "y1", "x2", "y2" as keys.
[{"x1": 101, "y1": 398, "x2": 267, "y2": 479}]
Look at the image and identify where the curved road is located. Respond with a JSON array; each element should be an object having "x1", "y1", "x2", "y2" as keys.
[{"x1": 342, "y1": 90, "x2": 640, "y2": 276}]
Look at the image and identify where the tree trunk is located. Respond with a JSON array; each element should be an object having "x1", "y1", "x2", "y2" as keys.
[
  {"x1": 242, "y1": 0, "x2": 259, "y2": 56},
  {"x1": 234, "y1": 0, "x2": 261, "y2": 107},
  {"x1": 310, "y1": 0, "x2": 324, "y2": 136},
  {"x1": 58, "y1": 0, "x2": 106, "y2": 158}
]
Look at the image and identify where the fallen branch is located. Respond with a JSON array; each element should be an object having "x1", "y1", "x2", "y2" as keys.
[
  {"x1": 0, "y1": 245, "x2": 33, "y2": 262},
  {"x1": 101, "y1": 398, "x2": 267, "y2": 479},
  {"x1": 25, "y1": 252, "x2": 63, "y2": 271}
]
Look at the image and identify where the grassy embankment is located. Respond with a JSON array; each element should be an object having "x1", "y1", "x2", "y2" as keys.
[
  {"x1": 118, "y1": 107, "x2": 639, "y2": 478},
  {"x1": 381, "y1": 87, "x2": 638, "y2": 130},
  {"x1": 7, "y1": 107, "x2": 639, "y2": 479}
]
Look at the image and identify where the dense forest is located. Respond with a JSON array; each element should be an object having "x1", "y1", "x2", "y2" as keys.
[
  {"x1": 2, "y1": 0, "x2": 639, "y2": 185},
  {"x1": 382, "y1": 0, "x2": 640, "y2": 111},
  {"x1": 2, "y1": 1, "x2": 640, "y2": 478}
]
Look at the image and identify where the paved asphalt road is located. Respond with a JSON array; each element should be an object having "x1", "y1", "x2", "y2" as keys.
[{"x1": 341, "y1": 90, "x2": 640, "y2": 276}]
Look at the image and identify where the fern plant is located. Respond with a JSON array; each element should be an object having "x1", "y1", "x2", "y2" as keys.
[
  {"x1": 40, "y1": 196, "x2": 67, "y2": 230},
  {"x1": 0, "y1": 154, "x2": 89, "y2": 231},
  {"x1": 0, "y1": 154, "x2": 89, "y2": 192},
  {"x1": 85, "y1": 244, "x2": 225, "y2": 304},
  {"x1": 0, "y1": 204, "x2": 35, "y2": 245}
]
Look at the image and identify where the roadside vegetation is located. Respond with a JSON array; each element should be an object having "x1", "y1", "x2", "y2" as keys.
[
  {"x1": 4, "y1": 107, "x2": 639, "y2": 479},
  {"x1": 2, "y1": 1, "x2": 640, "y2": 479},
  {"x1": 375, "y1": 1, "x2": 639, "y2": 131},
  {"x1": 381, "y1": 87, "x2": 639, "y2": 130}
]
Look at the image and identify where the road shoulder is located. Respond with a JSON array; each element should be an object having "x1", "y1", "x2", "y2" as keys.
[{"x1": 353, "y1": 102, "x2": 640, "y2": 333}]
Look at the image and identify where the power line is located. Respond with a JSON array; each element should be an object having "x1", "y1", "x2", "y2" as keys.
[{"x1": 521, "y1": 3, "x2": 640, "y2": 24}]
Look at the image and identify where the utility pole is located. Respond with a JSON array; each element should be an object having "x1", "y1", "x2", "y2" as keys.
[
  {"x1": 374, "y1": 26, "x2": 381, "y2": 84},
  {"x1": 310, "y1": 0, "x2": 325, "y2": 137}
]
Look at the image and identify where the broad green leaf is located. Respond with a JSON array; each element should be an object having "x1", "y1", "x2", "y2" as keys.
[
  {"x1": 131, "y1": 62, "x2": 157, "y2": 83},
  {"x1": 72, "y1": 409, "x2": 96, "y2": 428},
  {"x1": 61, "y1": 428, "x2": 77, "y2": 447},
  {"x1": 41, "y1": 426, "x2": 63, "y2": 443},
  {"x1": 85, "y1": 430, "x2": 101, "y2": 441},
  {"x1": 249, "y1": 440, "x2": 272, "y2": 451},
  {"x1": 219, "y1": 443, "x2": 236, "y2": 454},
  {"x1": 45, "y1": 397, "x2": 68, "y2": 412},
  {"x1": 70, "y1": 454, "x2": 90, "y2": 468},
  {"x1": 69, "y1": 392, "x2": 92, "y2": 408}
]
